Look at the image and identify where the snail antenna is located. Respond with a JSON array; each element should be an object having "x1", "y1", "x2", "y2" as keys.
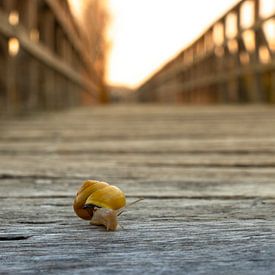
[{"x1": 117, "y1": 198, "x2": 144, "y2": 216}]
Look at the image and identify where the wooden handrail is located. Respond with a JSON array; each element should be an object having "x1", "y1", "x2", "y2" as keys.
[
  {"x1": 137, "y1": 0, "x2": 275, "y2": 104},
  {"x1": 0, "y1": 0, "x2": 107, "y2": 114},
  {"x1": 0, "y1": 10, "x2": 98, "y2": 96}
]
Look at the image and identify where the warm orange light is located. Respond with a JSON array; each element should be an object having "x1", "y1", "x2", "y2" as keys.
[
  {"x1": 240, "y1": 1, "x2": 254, "y2": 29},
  {"x1": 67, "y1": 0, "x2": 84, "y2": 18},
  {"x1": 260, "y1": 0, "x2": 275, "y2": 18},
  {"x1": 259, "y1": 46, "x2": 271, "y2": 63},
  {"x1": 226, "y1": 12, "x2": 237, "y2": 39},
  {"x1": 213, "y1": 22, "x2": 224, "y2": 46},
  {"x1": 240, "y1": 52, "x2": 250, "y2": 65},
  {"x1": 242, "y1": 30, "x2": 255, "y2": 52},
  {"x1": 263, "y1": 19, "x2": 275, "y2": 51},
  {"x1": 30, "y1": 29, "x2": 39, "y2": 42},
  {"x1": 8, "y1": 38, "x2": 20, "y2": 56},
  {"x1": 106, "y1": 0, "x2": 240, "y2": 88},
  {"x1": 8, "y1": 10, "x2": 19, "y2": 26},
  {"x1": 227, "y1": 39, "x2": 238, "y2": 54}
]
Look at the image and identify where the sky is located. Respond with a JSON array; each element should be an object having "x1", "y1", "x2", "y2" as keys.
[{"x1": 106, "y1": 0, "x2": 240, "y2": 89}]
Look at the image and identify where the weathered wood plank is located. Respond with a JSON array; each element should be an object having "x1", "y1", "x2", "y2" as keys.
[
  {"x1": 1, "y1": 105, "x2": 275, "y2": 274},
  {"x1": 1, "y1": 105, "x2": 275, "y2": 141},
  {"x1": 1, "y1": 158, "x2": 275, "y2": 192},
  {"x1": 1, "y1": 177, "x2": 275, "y2": 199},
  {"x1": 0, "y1": 197, "x2": 275, "y2": 274},
  {"x1": 1, "y1": 152, "x2": 275, "y2": 170},
  {"x1": 1, "y1": 138, "x2": 275, "y2": 154}
]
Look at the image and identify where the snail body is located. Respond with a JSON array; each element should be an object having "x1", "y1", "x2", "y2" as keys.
[{"x1": 73, "y1": 180, "x2": 126, "y2": 231}]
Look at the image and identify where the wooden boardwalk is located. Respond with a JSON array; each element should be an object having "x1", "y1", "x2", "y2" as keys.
[{"x1": 1, "y1": 104, "x2": 275, "y2": 274}]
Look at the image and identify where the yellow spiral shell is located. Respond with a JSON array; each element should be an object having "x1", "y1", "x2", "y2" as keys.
[{"x1": 73, "y1": 180, "x2": 126, "y2": 220}]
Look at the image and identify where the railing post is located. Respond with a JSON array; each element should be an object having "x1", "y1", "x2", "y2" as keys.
[
  {"x1": 249, "y1": 0, "x2": 265, "y2": 102},
  {"x1": 0, "y1": 37, "x2": 5, "y2": 114},
  {"x1": 218, "y1": 18, "x2": 228, "y2": 103},
  {"x1": 40, "y1": 8, "x2": 56, "y2": 110},
  {"x1": 25, "y1": 0, "x2": 40, "y2": 111},
  {"x1": 4, "y1": 0, "x2": 18, "y2": 113}
]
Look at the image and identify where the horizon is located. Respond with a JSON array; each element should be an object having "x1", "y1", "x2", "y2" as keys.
[{"x1": 106, "y1": 0, "x2": 240, "y2": 89}]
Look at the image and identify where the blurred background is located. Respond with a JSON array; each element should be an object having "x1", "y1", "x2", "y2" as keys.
[{"x1": 0, "y1": 0, "x2": 274, "y2": 115}]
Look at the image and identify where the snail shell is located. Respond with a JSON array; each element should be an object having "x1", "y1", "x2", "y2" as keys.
[{"x1": 73, "y1": 180, "x2": 126, "y2": 230}]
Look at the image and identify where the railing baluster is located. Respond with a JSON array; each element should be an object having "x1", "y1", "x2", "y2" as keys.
[
  {"x1": 0, "y1": 0, "x2": 107, "y2": 116},
  {"x1": 137, "y1": 0, "x2": 275, "y2": 104}
]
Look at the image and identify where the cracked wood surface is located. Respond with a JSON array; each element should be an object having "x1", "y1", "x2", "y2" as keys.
[{"x1": 0, "y1": 105, "x2": 275, "y2": 274}]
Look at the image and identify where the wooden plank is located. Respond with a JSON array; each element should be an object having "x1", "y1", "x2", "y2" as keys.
[
  {"x1": 0, "y1": 197, "x2": 275, "y2": 274},
  {"x1": 1, "y1": 105, "x2": 275, "y2": 274},
  {"x1": 0, "y1": 106, "x2": 275, "y2": 140},
  {"x1": 1, "y1": 152, "x2": 275, "y2": 169},
  {"x1": 0, "y1": 137, "x2": 275, "y2": 154},
  {"x1": 1, "y1": 177, "x2": 275, "y2": 199}
]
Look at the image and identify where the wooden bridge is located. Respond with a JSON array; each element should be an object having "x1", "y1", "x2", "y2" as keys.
[
  {"x1": 137, "y1": 0, "x2": 275, "y2": 104},
  {"x1": 0, "y1": 0, "x2": 107, "y2": 116},
  {"x1": 0, "y1": 0, "x2": 275, "y2": 274},
  {"x1": 1, "y1": 104, "x2": 275, "y2": 274}
]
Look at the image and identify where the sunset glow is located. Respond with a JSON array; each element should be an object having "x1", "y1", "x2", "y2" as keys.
[
  {"x1": 106, "y1": 0, "x2": 239, "y2": 88},
  {"x1": 69, "y1": 0, "x2": 241, "y2": 89}
]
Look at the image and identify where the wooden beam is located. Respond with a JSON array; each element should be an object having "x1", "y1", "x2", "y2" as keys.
[
  {"x1": 0, "y1": 10, "x2": 98, "y2": 98},
  {"x1": 45, "y1": 0, "x2": 99, "y2": 83},
  {"x1": 1, "y1": 105, "x2": 275, "y2": 273},
  {"x1": 136, "y1": 0, "x2": 275, "y2": 104},
  {"x1": 162, "y1": 61, "x2": 275, "y2": 92}
]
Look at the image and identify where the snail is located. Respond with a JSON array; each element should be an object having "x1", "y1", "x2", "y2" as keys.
[{"x1": 73, "y1": 180, "x2": 142, "y2": 231}]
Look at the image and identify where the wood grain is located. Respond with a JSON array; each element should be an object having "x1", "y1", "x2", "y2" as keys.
[{"x1": 0, "y1": 105, "x2": 275, "y2": 274}]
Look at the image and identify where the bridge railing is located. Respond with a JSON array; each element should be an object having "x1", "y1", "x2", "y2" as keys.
[
  {"x1": 137, "y1": 0, "x2": 275, "y2": 104},
  {"x1": 0, "y1": 0, "x2": 106, "y2": 115}
]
